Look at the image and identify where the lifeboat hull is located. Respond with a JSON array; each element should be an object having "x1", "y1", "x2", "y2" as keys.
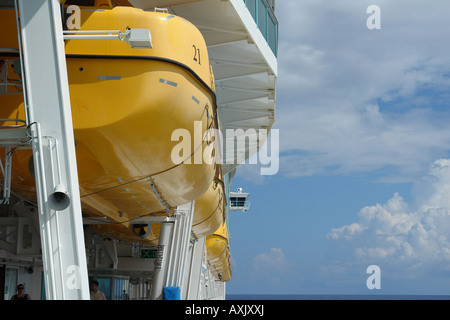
[
  {"x1": 0, "y1": 7, "x2": 219, "y2": 225},
  {"x1": 191, "y1": 177, "x2": 225, "y2": 239},
  {"x1": 205, "y1": 223, "x2": 231, "y2": 282},
  {"x1": 91, "y1": 175, "x2": 225, "y2": 245}
]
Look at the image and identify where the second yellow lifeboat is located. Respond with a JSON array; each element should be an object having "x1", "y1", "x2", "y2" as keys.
[{"x1": 205, "y1": 222, "x2": 232, "y2": 282}]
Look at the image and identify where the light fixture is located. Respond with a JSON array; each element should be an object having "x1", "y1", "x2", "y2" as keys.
[
  {"x1": 131, "y1": 224, "x2": 152, "y2": 239},
  {"x1": 63, "y1": 28, "x2": 153, "y2": 49}
]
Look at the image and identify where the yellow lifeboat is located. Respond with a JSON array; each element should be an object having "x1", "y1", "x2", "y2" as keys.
[
  {"x1": 90, "y1": 171, "x2": 225, "y2": 245},
  {"x1": 205, "y1": 222, "x2": 232, "y2": 282},
  {"x1": 191, "y1": 171, "x2": 225, "y2": 239},
  {"x1": 0, "y1": 6, "x2": 220, "y2": 227}
]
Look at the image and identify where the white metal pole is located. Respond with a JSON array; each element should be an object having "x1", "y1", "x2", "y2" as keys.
[
  {"x1": 150, "y1": 221, "x2": 174, "y2": 300},
  {"x1": 16, "y1": 0, "x2": 89, "y2": 299},
  {"x1": 185, "y1": 237, "x2": 206, "y2": 300},
  {"x1": 178, "y1": 202, "x2": 195, "y2": 290},
  {"x1": 164, "y1": 202, "x2": 195, "y2": 296}
]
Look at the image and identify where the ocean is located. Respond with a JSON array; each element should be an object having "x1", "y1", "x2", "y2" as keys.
[{"x1": 226, "y1": 294, "x2": 450, "y2": 300}]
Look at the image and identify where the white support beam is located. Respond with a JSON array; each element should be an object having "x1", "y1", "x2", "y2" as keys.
[
  {"x1": 166, "y1": 201, "x2": 195, "y2": 289},
  {"x1": 184, "y1": 237, "x2": 206, "y2": 300},
  {"x1": 197, "y1": 24, "x2": 247, "y2": 36},
  {"x1": 210, "y1": 58, "x2": 267, "y2": 69},
  {"x1": 222, "y1": 108, "x2": 274, "y2": 116},
  {"x1": 218, "y1": 86, "x2": 273, "y2": 94},
  {"x1": 149, "y1": 202, "x2": 195, "y2": 300},
  {"x1": 129, "y1": 216, "x2": 175, "y2": 224},
  {"x1": 224, "y1": 115, "x2": 272, "y2": 126},
  {"x1": 150, "y1": 220, "x2": 174, "y2": 300},
  {"x1": 222, "y1": 124, "x2": 269, "y2": 130},
  {"x1": 207, "y1": 39, "x2": 250, "y2": 49},
  {"x1": 218, "y1": 95, "x2": 270, "y2": 106},
  {"x1": 16, "y1": 0, "x2": 89, "y2": 300},
  {"x1": 104, "y1": 240, "x2": 119, "y2": 270},
  {"x1": 215, "y1": 71, "x2": 268, "y2": 82},
  {"x1": 0, "y1": 128, "x2": 29, "y2": 146}
]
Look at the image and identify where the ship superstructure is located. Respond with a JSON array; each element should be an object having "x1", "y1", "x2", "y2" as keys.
[{"x1": 0, "y1": 0, "x2": 277, "y2": 300}]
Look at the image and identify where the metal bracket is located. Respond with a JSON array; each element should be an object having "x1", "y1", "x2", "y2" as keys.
[
  {"x1": 63, "y1": 28, "x2": 152, "y2": 49},
  {"x1": 129, "y1": 216, "x2": 175, "y2": 225}
]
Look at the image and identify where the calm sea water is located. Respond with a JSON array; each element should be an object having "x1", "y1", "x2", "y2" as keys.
[{"x1": 226, "y1": 294, "x2": 450, "y2": 300}]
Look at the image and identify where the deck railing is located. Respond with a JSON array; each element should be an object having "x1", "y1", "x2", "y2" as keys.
[{"x1": 243, "y1": 0, "x2": 278, "y2": 57}]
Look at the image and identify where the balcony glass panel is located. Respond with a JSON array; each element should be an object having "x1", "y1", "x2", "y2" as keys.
[{"x1": 243, "y1": 0, "x2": 278, "y2": 56}]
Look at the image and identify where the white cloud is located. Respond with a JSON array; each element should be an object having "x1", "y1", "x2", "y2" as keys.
[
  {"x1": 275, "y1": 1, "x2": 450, "y2": 181},
  {"x1": 251, "y1": 248, "x2": 295, "y2": 286},
  {"x1": 327, "y1": 159, "x2": 450, "y2": 277}
]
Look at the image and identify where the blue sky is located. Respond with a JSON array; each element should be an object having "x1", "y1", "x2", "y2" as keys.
[{"x1": 226, "y1": 0, "x2": 450, "y2": 295}]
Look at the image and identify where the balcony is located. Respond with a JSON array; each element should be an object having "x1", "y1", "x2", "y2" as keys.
[{"x1": 243, "y1": 0, "x2": 278, "y2": 56}]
